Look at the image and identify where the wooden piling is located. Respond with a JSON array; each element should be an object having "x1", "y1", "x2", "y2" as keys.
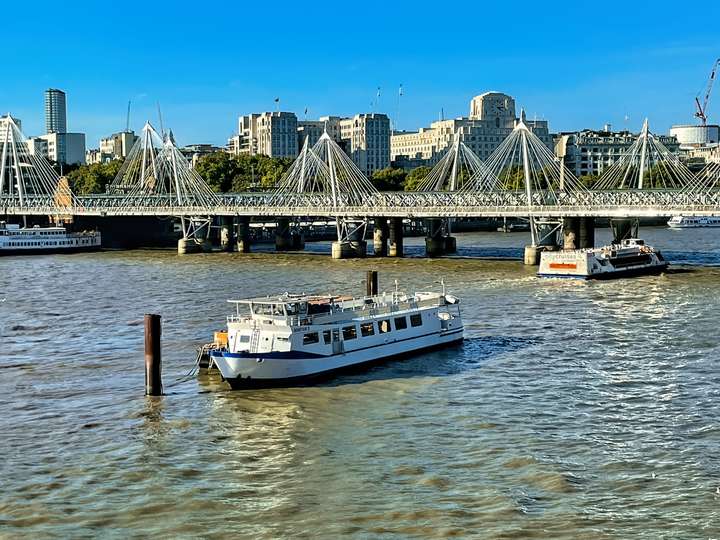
[
  {"x1": 144, "y1": 314, "x2": 163, "y2": 396},
  {"x1": 366, "y1": 270, "x2": 379, "y2": 297}
]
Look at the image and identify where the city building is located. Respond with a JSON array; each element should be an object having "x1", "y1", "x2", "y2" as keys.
[
  {"x1": 554, "y1": 125, "x2": 681, "y2": 177},
  {"x1": 85, "y1": 148, "x2": 105, "y2": 165},
  {"x1": 338, "y1": 113, "x2": 390, "y2": 176},
  {"x1": 45, "y1": 88, "x2": 67, "y2": 134},
  {"x1": 669, "y1": 124, "x2": 720, "y2": 148},
  {"x1": 231, "y1": 111, "x2": 390, "y2": 176},
  {"x1": 297, "y1": 120, "x2": 325, "y2": 148},
  {"x1": 38, "y1": 132, "x2": 86, "y2": 166},
  {"x1": 99, "y1": 130, "x2": 138, "y2": 160},
  {"x1": 180, "y1": 144, "x2": 223, "y2": 168},
  {"x1": 390, "y1": 92, "x2": 552, "y2": 168},
  {"x1": 26, "y1": 137, "x2": 49, "y2": 159},
  {"x1": 234, "y1": 112, "x2": 298, "y2": 158}
]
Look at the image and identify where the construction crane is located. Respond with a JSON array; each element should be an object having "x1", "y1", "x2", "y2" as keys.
[{"x1": 694, "y1": 58, "x2": 719, "y2": 125}]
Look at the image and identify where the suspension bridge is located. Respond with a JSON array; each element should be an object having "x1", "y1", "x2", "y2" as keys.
[{"x1": 2, "y1": 114, "x2": 720, "y2": 258}]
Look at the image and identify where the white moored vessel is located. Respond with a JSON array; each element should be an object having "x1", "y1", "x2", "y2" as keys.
[
  {"x1": 538, "y1": 238, "x2": 668, "y2": 280},
  {"x1": 0, "y1": 222, "x2": 101, "y2": 255},
  {"x1": 210, "y1": 287, "x2": 463, "y2": 388},
  {"x1": 667, "y1": 216, "x2": 720, "y2": 228}
]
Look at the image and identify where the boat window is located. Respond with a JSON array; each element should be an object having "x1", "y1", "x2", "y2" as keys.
[
  {"x1": 303, "y1": 332, "x2": 320, "y2": 345},
  {"x1": 378, "y1": 319, "x2": 391, "y2": 334},
  {"x1": 394, "y1": 316, "x2": 408, "y2": 330},
  {"x1": 285, "y1": 303, "x2": 299, "y2": 316},
  {"x1": 342, "y1": 325, "x2": 357, "y2": 340},
  {"x1": 323, "y1": 330, "x2": 331, "y2": 344},
  {"x1": 239, "y1": 335, "x2": 250, "y2": 343},
  {"x1": 410, "y1": 314, "x2": 423, "y2": 327},
  {"x1": 360, "y1": 322, "x2": 375, "y2": 337}
]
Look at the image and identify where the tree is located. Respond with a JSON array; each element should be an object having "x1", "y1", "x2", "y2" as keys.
[
  {"x1": 403, "y1": 166, "x2": 431, "y2": 191},
  {"x1": 195, "y1": 152, "x2": 240, "y2": 192},
  {"x1": 371, "y1": 167, "x2": 406, "y2": 191},
  {"x1": 66, "y1": 159, "x2": 123, "y2": 194},
  {"x1": 579, "y1": 174, "x2": 599, "y2": 188}
]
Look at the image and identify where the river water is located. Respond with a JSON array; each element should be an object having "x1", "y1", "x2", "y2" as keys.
[{"x1": 1, "y1": 227, "x2": 719, "y2": 539}]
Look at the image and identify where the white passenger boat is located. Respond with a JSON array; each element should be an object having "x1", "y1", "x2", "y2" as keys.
[
  {"x1": 210, "y1": 287, "x2": 463, "y2": 388},
  {"x1": 667, "y1": 216, "x2": 720, "y2": 228},
  {"x1": 538, "y1": 239, "x2": 667, "y2": 280},
  {"x1": 0, "y1": 222, "x2": 101, "y2": 255}
]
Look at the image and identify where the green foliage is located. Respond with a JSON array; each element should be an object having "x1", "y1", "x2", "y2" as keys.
[
  {"x1": 195, "y1": 152, "x2": 293, "y2": 192},
  {"x1": 498, "y1": 165, "x2": 524, "y2": 190},
  {"x1": 579, "y1": 174, "x2": 599, "y2": 187},
  {"x1": 371, "y1": 167, "x2": 406, "y2": 191},
  {"x1": 66, "y1": 160, "x2": 123, "y2": 194},
  {"x1": 403, "y1": 166, "x2": 431, "y2": 191}
]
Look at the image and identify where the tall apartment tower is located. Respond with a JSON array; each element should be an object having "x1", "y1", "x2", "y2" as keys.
[{"x1": 45, "y1": 88, "x2": 67, "y2": 133}]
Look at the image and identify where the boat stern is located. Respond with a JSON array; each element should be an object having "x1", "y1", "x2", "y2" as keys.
[{"x1": 538, "y1": 250, "x2": 590, "y2": 278}]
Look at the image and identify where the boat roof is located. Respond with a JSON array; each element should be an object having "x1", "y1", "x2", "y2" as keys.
[{"x1": 227, "y1": 293, "x2": 340, "y2": 305}]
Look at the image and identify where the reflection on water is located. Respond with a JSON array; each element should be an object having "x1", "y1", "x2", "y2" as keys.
[{"x1": 1, "y1": 227, "x2": 720, "y2": 538}]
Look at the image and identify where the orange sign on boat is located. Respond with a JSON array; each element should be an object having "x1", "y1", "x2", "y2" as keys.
[{"x1": 549, "y1": 262, "x2": 577, "y2": 270}]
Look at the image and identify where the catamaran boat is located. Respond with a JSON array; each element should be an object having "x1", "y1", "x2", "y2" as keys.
[
  {"x1": 209, "y1": 287, "x2": 463, "y2": 388},
  {"x1": 0, "y1": 222, "x2": 101, "y2": 255},
  {"x1": 667, "y1": 216, "x2": 720, "y2": 228},
  {"x1": 538, "y1": 238, "x2": 668, "y2": 280}
]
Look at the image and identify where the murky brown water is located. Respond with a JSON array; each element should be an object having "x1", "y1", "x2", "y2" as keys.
[{"x1": 2, "y1": 227, "x2": 720, "y2": 539}]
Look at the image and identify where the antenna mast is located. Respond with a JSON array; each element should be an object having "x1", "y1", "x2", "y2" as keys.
[{"x1": 126, "y1": 100, "x2": 131, "y2": 132}]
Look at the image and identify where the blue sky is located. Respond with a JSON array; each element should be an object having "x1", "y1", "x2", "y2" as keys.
[{"x1": 3, "y1": 0, "x2": 719, "y2": 147}]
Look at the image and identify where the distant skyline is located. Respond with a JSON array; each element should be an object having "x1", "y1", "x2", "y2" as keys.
[{"x1": 3, "y1": 1, "x2": 719, "y2": 147}]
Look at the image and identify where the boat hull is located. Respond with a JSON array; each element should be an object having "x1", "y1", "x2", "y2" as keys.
[
  {"x1": 0, "y1": 245, "x2": 102, "y2": 256},
  {"x1": 211, "y1": 328, "x2": 464, "y2": 389},
  {"x1": 538, "y1": 262, "x2": 668, "y2": 280}
]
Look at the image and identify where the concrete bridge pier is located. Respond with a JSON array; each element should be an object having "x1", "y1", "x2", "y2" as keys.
[
  {"x1": 524, "y1": 220, "x2": 560, "y2": 265},
  {"x1": 275, "y1": 218, "x2": 304, "y2": 251},
  {"x1": 236, "y1": 217, "x2": 251, "y2": 253},
  {"x1": 332, "y1": 224, "x2": 367, "y2": 259},
  {"x1": 389, "y1": 217, "x2": 404, "y2": 257},
  {"x1": 373, "y1": 217, "x2": 389, "y2": 256},
  {"x1": 563, "y1": 217, "x2": 580, "y2": 250},
  {"x1": 219, "y1": 216, "x2": 234, "y2": 252},
  {"x1": 610, "y1": 218, "x2": 638, "y2": 244},
  {"x1": 578, "y1": 217, "x2": 595, "y2": 249},
  {"x1": 425, "y1": 218, "x2": 456, "y2": 257}
]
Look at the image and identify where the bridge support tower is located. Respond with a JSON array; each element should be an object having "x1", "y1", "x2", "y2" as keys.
[
  {"x1": 524, "y1": 218, "x2": 561, "y2": 265},
  {"x1": 178, "y1": 217, "x2": 212, "y2": 255},
  {"x1": 610, "y1": 218, "x2": 638, "y2": 244},
  {"x1": 562, "y1": 217, "x2": 595, "y2": 250},
  {"x1": 389, "y1": 217, "x2": 404, "y2": 257},
  {"x1": 275, "y1": 218, "x2": 304, "y2": 251},
  {"x1": 332, "y1": 218, "x2": 367, "y2": 259},
  {"x1": 219, "y1": 216, "x2": 234, "y2": 252},
  {"x1": 236, "y1": 217, "x2": 251, "y2": 253},
  {"x1": 425, "y1": 218, "x2": 456, "y2": 258},
  {"x1": 373, "y1": 217, "x2": 389, "y2": 256}
]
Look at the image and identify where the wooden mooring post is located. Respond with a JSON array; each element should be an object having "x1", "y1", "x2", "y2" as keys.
[
  {"x1": 144, "y1": 314, "x2": 163, "y2": 396},
  {"x1": 366, "y1": 270, "x2": 379, "y2": 297}
]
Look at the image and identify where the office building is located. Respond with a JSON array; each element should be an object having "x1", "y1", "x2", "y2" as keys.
[
  {"x1": 390, "y1": 92, "x2": 552, "y2": 168},
  {"x1": 26, "y1": 137, "x2": 49, "y2": 159},
  {"x1": 669, "y1": 124, "x2": 719, "y2": 147},
  {"x1": 100, "y1": 130, "x2": 138, "y2": 160},
  {"x1": 39, "y1": 132, "x2": 86, "y2": 165},
  {"x1": 338, "y1": 113, "x2": 390, "y2": 176},
  {"x1": 45, "y1": 89, "x2": 67, "y2": 134},
  {"x1": 234, "y1": 112, "x2": 298, "y2": 158},
  {"x1": 555, "y1": 126, "x2": 681, "y2": 177}
]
